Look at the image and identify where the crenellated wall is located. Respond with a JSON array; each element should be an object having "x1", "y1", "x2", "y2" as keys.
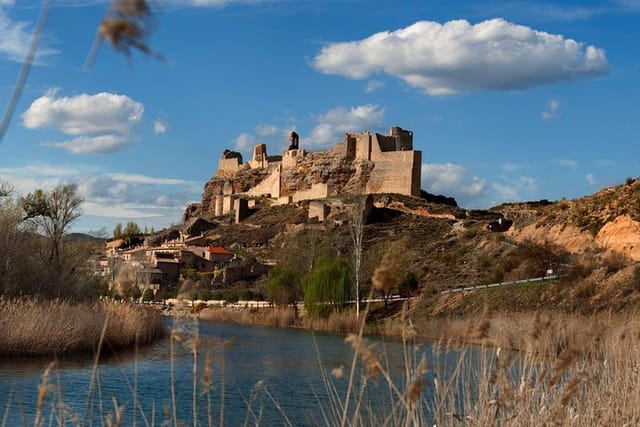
[{"x1": 186, "y1": 126, "x2": 422, "y2": 220}]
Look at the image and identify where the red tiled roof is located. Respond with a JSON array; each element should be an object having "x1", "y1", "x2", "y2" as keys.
[{"x1": 208, "y1": 246, "x2": 232, "y2": 255}]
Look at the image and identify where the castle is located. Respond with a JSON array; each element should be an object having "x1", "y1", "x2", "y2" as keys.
[{"x1": 184, "y1": 126, "x2": 422, "y2": 220}]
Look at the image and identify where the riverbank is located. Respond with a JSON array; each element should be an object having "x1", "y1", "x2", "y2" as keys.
[{"x1": 0, "y1": 298, "x2": 165, "y2": 356}]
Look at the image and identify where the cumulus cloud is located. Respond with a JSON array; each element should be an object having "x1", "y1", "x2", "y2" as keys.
[
  {"x1": 22, "y1": 91, "x2": 143, "y2": 135},
  {"x1": 22, "y1": 91, "x2": 144, "y2": 154},
  {"x1": 42, "y1": 135, "x2": 136, "y2": 154},
  {"x1": 542, "y1": 99, "x2": 561, "y2": 120},
  {"x1": 305, "y1": 104, "x2": 385, "y2": 148},
  {"x1": 421, "y1": 163, "x2": 488, "y2": 204},
  {"x1": 154, "y1": 119, "x2": 168, "y2": 134},
  {"x1": 314, "y1": 18, "x2": 609, "y2": 95}
]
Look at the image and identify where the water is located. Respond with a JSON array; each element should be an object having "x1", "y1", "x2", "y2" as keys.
[{"x1": 0, "y1": 319, "x2": 458, "y2": 426}]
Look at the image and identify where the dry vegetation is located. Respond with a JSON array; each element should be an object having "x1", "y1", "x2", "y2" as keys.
[
  {"x1": 198, "y1": 305, "x2": 362, "y2": 333},
  {"x1": 0, "y1": 298, "x2": 165, "y2": 356},
  {"x1": 7, "y1": 305, "x2": 640, "y2": 425}
]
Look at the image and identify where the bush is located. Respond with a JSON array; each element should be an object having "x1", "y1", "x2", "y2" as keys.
[
  {"x1": 224, "y1": 291, "x2": 239, "y2": 304},
  {"x1": 241, "y1": 289, "x2": 255, "y2": 300},
  {"x1": 267, "y1": 265, "x2": 300, "y2": 306},
  {"x1": 399, "y1": 272, "x2": 419, "y2": 297},
  {"x1": 142, "y1": 288, "x2": 154, "y2": 302},
  {"x1": 199, "y1": 288, "x2": 213, "y2": 301}
]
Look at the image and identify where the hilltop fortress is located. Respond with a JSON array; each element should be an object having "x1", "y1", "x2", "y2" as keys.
[{"x1": 184, "y1": 126, "x2": 422, "y2": 220}]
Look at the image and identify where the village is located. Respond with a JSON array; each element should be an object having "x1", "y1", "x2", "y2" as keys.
[{"x1": 96, "y1": 126, "x2": 423, "y2": 301}]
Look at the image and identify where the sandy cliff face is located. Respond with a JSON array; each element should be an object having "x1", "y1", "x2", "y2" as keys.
[
  {"x1": 506, "y1": 216, "x2": 640, "y2": 261},
  {"x1": 506, "y1": 223, "x2": 594, "y2": 254},
  {"x1": 596, "y1": 215, "x2": 640, "y2": 261},
  {"x1": 501, "y1": 179, "x2": 640, "y2": 260}
]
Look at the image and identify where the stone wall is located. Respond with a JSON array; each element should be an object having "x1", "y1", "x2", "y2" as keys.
[{"x1": 184, "y1": 126, "x2": 422, "y2": 222}]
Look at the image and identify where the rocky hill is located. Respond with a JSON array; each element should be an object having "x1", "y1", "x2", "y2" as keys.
[
  {"x1": 177, "y1": 164, "x2": 640, "y2": 315},
  {"x1": 494, "y1": 177, "x2": 640, "y2": 260}
]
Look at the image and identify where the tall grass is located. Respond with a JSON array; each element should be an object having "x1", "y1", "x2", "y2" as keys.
[
  {"x1": 6, "y1": 305, "x2": 640, "y2": 425},
  {"x1": 0, "y1": 298, "x2": 165, "y2": 355}
]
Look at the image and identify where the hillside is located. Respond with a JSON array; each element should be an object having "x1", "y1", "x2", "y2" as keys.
[{"x1": 173, "y1": 175, "x2": 640, "y2": 317}]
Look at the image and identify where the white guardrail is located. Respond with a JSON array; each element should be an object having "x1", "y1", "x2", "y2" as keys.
[{"x1": 440, "y1": 275, "x2": 559, "y2": 295}]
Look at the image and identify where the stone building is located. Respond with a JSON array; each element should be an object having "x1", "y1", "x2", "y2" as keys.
[{"x1": 186, "y1": 126, "x2": 422, "y2": 219}]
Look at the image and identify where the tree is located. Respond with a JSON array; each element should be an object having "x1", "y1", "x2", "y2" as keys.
[
  {"x1": 267, "y1": 265, "x2": 300, "y2": 306},
  {"x1": 124, "y1": 221, "x2": 141, "y2": 238},
  {"x1": 304, "y1": 257, "x2": 352, "y2": 317},
  {"x1": 20, "y1": 184, "x2": 84, "y2": 297},
  {"x1": 142, "y1": 288, "x2": 154, "y2": 302},
  {"x1": 399, "y1": 272, "x2": 419, "y2": 298},
  {"x1": 113, "y1": 222, "x2": 123, "y2": 239},
  {"x1": 0, "y1": 189, "x2": 40, "y2": 296},
  {"x1": 349, "y1": 194, "x2": 368, "y2": 318}
]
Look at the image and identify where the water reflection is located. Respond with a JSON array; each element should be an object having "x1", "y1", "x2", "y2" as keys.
[{"x1": 0, "y1": 319, "x2": 469, "y2": 426}]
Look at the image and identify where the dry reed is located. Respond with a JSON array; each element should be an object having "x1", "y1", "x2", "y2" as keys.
[{"x1": 0, "y1": 298, "x2": 165, "y2": 356}]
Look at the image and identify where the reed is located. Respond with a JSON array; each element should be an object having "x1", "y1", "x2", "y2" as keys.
[{"x1": 0, "y1": 298, "x2": 165, "y2": 356}]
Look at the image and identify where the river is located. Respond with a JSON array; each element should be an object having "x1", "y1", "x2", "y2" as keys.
[{"x1": 0, "y1": 318, "x2": 463, "y2": 426}]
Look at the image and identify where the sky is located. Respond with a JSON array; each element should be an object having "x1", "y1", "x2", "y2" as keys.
[{"x1": 0, "y1": 0, "x2": 638, "y2": 234}]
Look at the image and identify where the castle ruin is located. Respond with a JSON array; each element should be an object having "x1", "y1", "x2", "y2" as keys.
[{"x1": 185, "y1": 126, "x2": 422, "y2": 219}]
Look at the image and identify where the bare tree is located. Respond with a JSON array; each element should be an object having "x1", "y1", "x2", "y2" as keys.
[
  {"x1": 349, "y1": 194, "x2": 367, "y2": 318},
  {"x1": 21, "y1": 184, "x2": 84, "y2": 296}
]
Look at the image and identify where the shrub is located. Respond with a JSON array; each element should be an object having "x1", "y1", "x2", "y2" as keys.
[
  {"x1": 241, "y1": 289, "x2": 255, "y2": 300},
  {"x1": 142, "y1": 288, "x2": 154, "y2": 302},
  {"x1": 267, "y1": 265, "x2": 300, "y2": 306},
  {"x1": 224, "y1": 291, "x2": 239, "y2": 304},
  {"x1": 399, "y1": 272, "x2": 419, "y2": 297}
]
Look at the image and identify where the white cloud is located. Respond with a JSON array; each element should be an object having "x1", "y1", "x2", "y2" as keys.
[
  {"x1": 154, "y1": 119, "x2": 168, "y2": 134},
  {"x1": 492, "y1": 176, "x2": 537, "y2": 202},
  {"x1": 542, "y1": 99, "x2": 561, "y2": 120},
  {"x1": 180, "y1": 0, "x2": 265, "y2": 6},
  {"x1": 42, "y1": 135, "x2": 136, "y2": 154},
  {"x1": 21, "y1": 91, "x2": 144, "y2": 154},
  {"x1": 0, "y1": 7, "x2": 57, "y2": 63},
  {"x1": 108, "y1": 174, "x2": 187, "y2": 185},
  {"x1": 234, "y1": 132, "x2": 255, "y2": 152},
  {"x1": 256, "y1": 124, "x2": 278, "y2": 137},
  {"x1": 314, "y1": 18, "x2": 609, "y2": 95},
  {"x1": 364, "y1": 79, "x2": 385, "y2": 94},
  {"x1": 305, "y1": 104, "x2": 385, "y2": 148},
  {"x1": 0, "y1": 163, "x2": 199, "y2": 230},
  {"x1": 421, "y1": 163, "x2": 487, "y2": 204},
  {"x1": 586, "y1": 173, "x2": 598, "y2": 186},
  {"x1": 22, "y1": 91, "x2": 143, "y2": 135}
]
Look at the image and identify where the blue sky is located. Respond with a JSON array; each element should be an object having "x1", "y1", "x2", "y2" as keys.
[{"x1": 0, "y1": 0, "x2": 638, "y2": 234}]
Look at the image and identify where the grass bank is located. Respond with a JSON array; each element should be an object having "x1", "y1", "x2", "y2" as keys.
[
  {"x1": 0, "y1": 298, "x2": 166, "y2": 356},
  {"x1": 197, "y1": 304, "x2": 362, "y2": 333}
]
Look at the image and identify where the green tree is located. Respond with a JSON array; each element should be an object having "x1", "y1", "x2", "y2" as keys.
[
  {"x1": 267, "y1": 265, "x2": 300, "y2": 306},
  {"x1": 142, "y1": 288, "x2": 154, "y2": 302},
  {"x1": 304, "y1": 257, "x2": 352, "y2": 317},
  {"x1": 399, "y1": 272, "x2": 419, "y2": 298},
  {"x1": 124, "y1": 221, "x2": 141, "y2": 238},
  {"x1": 113, "y1": 222, "x2": 123, "y2": 239}
]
